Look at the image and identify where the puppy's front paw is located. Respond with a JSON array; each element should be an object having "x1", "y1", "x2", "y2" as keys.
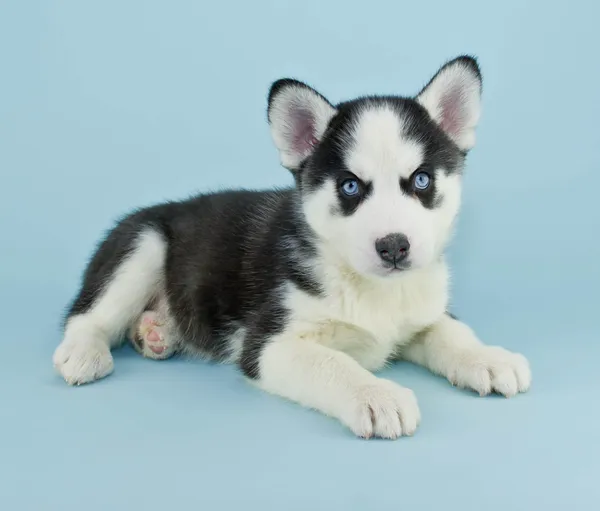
[
  {"x1": 449, "y1": 346, "x2": 531, "y2": 397},
  {"x1": 53, "y1": 338, "x2": 114, "y2": 385},
  {"x1": 343, "y1": 379, "x2": 421, "y2": 439}
]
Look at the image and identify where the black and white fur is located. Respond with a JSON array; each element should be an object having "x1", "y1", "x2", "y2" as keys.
[{"x1": 53, "y1": 56, "x2": 531, "y2": 439}]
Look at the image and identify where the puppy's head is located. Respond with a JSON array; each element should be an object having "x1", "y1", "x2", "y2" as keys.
[{"x1": 267, "y1": 56, "x2": 482, "y2": 278}]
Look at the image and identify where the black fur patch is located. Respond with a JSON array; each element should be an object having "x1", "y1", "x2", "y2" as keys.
[{"x1": 65, "y1": 188, "x2": 321, "y2": 375}]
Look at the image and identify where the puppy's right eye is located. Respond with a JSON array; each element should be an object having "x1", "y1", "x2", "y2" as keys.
[
  {"x1": 412, "y1": 171, "x2": 431, "y2": 191},
  {"x1": 340, "y1": 179, "x2": 360, "y2": 196}
]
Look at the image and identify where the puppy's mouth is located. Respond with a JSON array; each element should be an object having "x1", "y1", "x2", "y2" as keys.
[{"x1": 379, "y1": 260, "x2": 411, "y2": 274}]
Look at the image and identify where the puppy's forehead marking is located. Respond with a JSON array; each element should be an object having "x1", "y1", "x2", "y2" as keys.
[{"x1": 344, "y1": 105, "x2": 424, "y2": 181}]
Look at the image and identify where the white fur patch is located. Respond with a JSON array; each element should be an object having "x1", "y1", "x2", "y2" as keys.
[
  {"x1": 345, "y1": 106, "x2": 424, "y2": 181},
  {"x1": 224, "y1": 326, "x2": 247, "y2": 363},
  {"x1": 283, "y1": 257, "x2": 449, "y2": 371}
]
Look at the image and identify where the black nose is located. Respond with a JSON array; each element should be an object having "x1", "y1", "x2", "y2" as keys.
[{"x1": 375, "y1": 233, "x2": 410, "y2": 265}]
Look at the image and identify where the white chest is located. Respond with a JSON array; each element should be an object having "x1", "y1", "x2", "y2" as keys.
[{"x1": 284, "y1": 261, "x2": 449, "y2": 370}]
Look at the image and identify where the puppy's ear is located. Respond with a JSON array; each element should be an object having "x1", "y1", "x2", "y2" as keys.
[
  {"x1": 267, "y1": 79, "x2": 337, "y2": 170},
  {"x1": 416, "y1": 56, "x2": 482, "y2": 151}
]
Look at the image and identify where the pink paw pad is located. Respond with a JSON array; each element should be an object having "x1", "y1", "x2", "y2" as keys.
[{"x1": 131, "y1": 311, "x2": 175, "y2": 359}]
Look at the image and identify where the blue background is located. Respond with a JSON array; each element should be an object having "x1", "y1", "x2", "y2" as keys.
[{"x1": 2, "y1": 1, "x2": 599, "y2": 509}]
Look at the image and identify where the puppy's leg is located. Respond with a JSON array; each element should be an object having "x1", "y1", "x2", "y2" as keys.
[
  {"x1": 245, "y1": 335, "x2": 421, "y2": 439},
  {"x1": 54, "y1": 229, "x2": 166, "y2": 385},
  {"x1": 403, "y1": 313, "x2": 531, "y2": 397}
]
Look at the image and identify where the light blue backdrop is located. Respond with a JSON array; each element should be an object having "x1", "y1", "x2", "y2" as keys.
[{"x1": 2, "y1": 1, "x2": 599, "y2": 509}]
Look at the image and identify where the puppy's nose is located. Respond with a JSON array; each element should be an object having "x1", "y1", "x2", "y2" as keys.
[{"x1": 375, "y1": 233, "x2": 410, "y2": 264}]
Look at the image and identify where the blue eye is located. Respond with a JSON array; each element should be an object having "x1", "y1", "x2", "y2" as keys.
[
  {"x1": 413, "y1": 172, "x2": 430, "y2": 190},
  {"x1": 341, "y1": 179, "x2": 360, "y2": 196}
]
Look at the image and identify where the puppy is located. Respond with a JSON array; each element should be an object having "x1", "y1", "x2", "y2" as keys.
[{"x1": 53, "y1": 56, "x2": 531, "y2": 439}]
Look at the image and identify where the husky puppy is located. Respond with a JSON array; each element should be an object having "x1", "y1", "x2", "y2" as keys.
[{"x1": 53, "y1": 56, "x2": 531, "y2": 439}]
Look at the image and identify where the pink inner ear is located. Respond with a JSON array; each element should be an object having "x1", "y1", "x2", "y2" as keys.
[
  {"x1": 290, "y1": 107, "x2": 318, "y2": 156},
  {"x1": 439, "y1": 87, "x2": 467, "y2": 138}
]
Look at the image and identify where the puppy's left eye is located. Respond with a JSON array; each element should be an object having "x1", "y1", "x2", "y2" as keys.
[
  {"x1": 413, "y1": 172, "x2": 431, "y2": 191},
  {"x1": 340, "y1": 179, "x2": 360, "y2": 196}
]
